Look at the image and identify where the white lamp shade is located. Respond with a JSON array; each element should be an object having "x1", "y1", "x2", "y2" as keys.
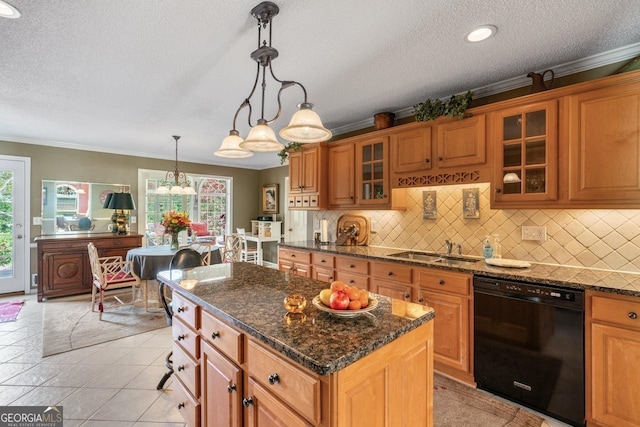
[
  {"x1": 215, "y1": 132, "x2": 254, "y2": 158},
  {"x1": 170, "y1": 185, "x2": 184, "y2": 194},
  {"x1": 155, "y1": 186, "x2": 170, "y2": 195},
  {"x1": 182, "y1": 186, "x2": 197, "y2": 195},
  {"x1": 279, "y1": 107, "x2": 332, "y2": 143},
  {"x1": 239, "y1": 123, "x2": 285, "y2": 152}
]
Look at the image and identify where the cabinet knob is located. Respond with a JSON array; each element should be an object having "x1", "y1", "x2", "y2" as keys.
[
  {"x1": 405, "y1": 293, "x2": 411, "y2": 299},
  {"x1": 350, "y1": 196, "x2": 354, "y2": 199},
  {"x1": 177, "y1": 365, "x2": 185, "y2": 372},
  {"x1": 418, "y1": 297, "x2": 424, "y2": 303},
  {"x1": 329, "y1": 276, "x2": 334, "y2": 280},
  {"x1": 177, "y1": 334, "x2": 185, "y2": 341},
  {"x1": 177, "y1": 307, "x2": 185, "y2": 313},
  {"x1": 388, "y1": 271, "x2": 393, "y2": 276},
  {"x1": 291, "y1": 253, "x2": 296, "y2": 257},
  {"x1": 438, "y1": 279, "x2": 445, "y2": 285},
  {"x1": 495, "y1": 188, "x2": 502, "y2": 193},
  {"x1": 629, "y1": 312, "x2": 638, "y2": 320},
  {"x1": 268, "y1": 373, "x2": 280, "y2": 385},
  {"x1": 227, "y1": 383, "x2": 237, "y2": 393},
  {"x1": 321, "y1": 259, "x2": 326, "y2": 263},
  {"x1": 437, "y1": 156, "x2": 443, "y2": 161},
  {"x1": 349, "y1": 280, "x2": 355, "y2": 284},
  {"x1": 242, "y1": 397, "x2": 254, "y2": 407},
  {"x1": 349, "y1": 264, "x2": 355, "y2": 268},
  {"x1": 425, "y1": 158, "x2": 430, "y2": 163},
  {"x1": 177, "y1": 402, "x2": 185, "y2": 409},
  {"x1": 211, "y1": 331, "x2": 220, "y2": 339}
]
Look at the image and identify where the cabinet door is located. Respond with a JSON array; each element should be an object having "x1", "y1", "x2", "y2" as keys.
[
  {"x1": 568, "y1": 83, "x2": 640, "y2": 202},
  {"x1": 301, "y1": 148, "x2": 319, "y2": 193},
  {"x1": 391, "y1": 125, "x2": 433, "y2": 173},
  {"x1": 288, "y1": 151, "x2": 304, "y2": 194},
  {"x1": 201, "y1": 340, "x2": 242, "y2": 427},
  {"x1": 356, "y1": 136, "x2": 390, "y2": 206},
  {"x1": 492, "y1": 100, "x2": 558, "y2": 204},
  {"x1": 436, "y1": 114, "x2": 486, "y2": 168},
  {"x1": 312, "y1": 266, "x2": 335, "y2": 283},
  {"x1": 417, "y1": 289, "x2": 470, "y2": 373},
  {"x1": 42, "y1": 252, "x2": 89, "y2": 292},
  {"x1": 590, "y1": 323, "x2": 640, "y2": 427},
  {"x1": 244, "y1": 378, "x2": 311, "y2": 427},
  {"x1": 328, "y1": 143, "x2": 355, "y2": 207}
]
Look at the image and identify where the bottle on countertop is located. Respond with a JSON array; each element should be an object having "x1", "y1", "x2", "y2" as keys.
[
  {"x1": 482, "y1": 236, "x2": 494, "y2": 259},
  {"x1": 493, "y1": 234, "x2": 502, "y2": 259}
]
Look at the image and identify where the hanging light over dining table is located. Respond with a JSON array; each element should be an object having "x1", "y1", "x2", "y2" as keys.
[
  {"x1": 214, "y1": 1, "x2": 332, "y2": 159},
  {"x1": 156, "y1": 135, "x2": 197, "y2": 195}
]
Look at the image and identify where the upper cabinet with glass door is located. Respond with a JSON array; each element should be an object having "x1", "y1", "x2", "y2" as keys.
[{"x1": 491, "y1": 100, "x2": 558, "y2": 207}]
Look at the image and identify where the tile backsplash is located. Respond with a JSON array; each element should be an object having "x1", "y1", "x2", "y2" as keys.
[{"x1": 313, "y1": 183, "x2": 640, "y2": 273}]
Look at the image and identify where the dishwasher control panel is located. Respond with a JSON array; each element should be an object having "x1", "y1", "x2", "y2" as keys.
[{"x1": 474, "y1": 276, "x2": 584, "y2": 309}]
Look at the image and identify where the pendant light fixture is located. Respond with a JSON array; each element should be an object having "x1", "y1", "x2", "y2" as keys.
[
  {"x1": 215, "y1": 1, "x2": 331, "y2": 158},
  {"x1": 156, "y1": 136, "x2": 197, "y2": 195}
]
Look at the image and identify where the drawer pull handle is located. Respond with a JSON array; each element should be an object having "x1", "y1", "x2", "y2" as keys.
[
  {"x1": 438, "y1": 279, "x2": 445, "y2": 285},
  {"x1": 177, "y1": 334, "x2": 185, "y2": 341},
  {"x1": 321, "y1": 259, "x2": 326, "y2": 263},
  {"x1": 349, "y1": 280, "x2": 355, "y2": 284},
  {"x1": 405, "y1": 293, "x2": 411, "y2": 299},
  {"x1": 227, "y1": 383, "x2": 236, "y2": 393},
  {"x1": 268, "y1": 373, "x2": 280, "y2": 385},
  {"x1": 242, "y1": 397, "x2": 254, "y2": 407},
  {"x1": 630, "y1": 312, "x2": 638, "y2": 320},
  {"x1": 211, "y1": 331, "x2": 220, "y2": 339},
  {"x1": 291, "y1": 254, "x2": 296, "y2": 258},
  {"x1": 177, "y1": 307, "x2": 185, "y2": 313},
  {"x1": 177, "y1": 402, "x2": 185, "y2": 409},
  {"x1": 388, "y1": 271, "x2": 393, "y2": 276},
  {"x1": 177, "y1": 365, "x2": 185, "y2": 372},
  {"x1": 418, "y1": 297, "x2": 424, "y2": 303},
  {"x1": 329, "y1": 276, "x2": 334, "y2": 280}
]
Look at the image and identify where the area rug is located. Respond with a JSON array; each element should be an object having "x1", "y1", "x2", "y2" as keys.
[
  {"x1": 434, "y1": 374, "x2": 545, "y2": 427},
  {"x1": 0, "y1": 300, "x2": 24, "y2": 322},
  {"x1": 41, "y1": 292, "x2": 168, "y2": 357}
]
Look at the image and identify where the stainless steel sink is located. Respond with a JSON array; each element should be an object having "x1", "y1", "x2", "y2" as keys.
[{"x1": 388, "y1": 251, "x2": 478, "y2": 264}]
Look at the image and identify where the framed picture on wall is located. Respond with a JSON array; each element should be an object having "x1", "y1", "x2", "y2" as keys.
[{"x1": 262, "y1": 184, "x2": 278, "y2": 214}]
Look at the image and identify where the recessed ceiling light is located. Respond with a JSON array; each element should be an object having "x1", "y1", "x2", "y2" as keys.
[
  {"x1": 0, "y1": 0, "x2": 20, "y2": 19},
  {"x1": 465, "y1": 25, "x2": 497, "y2": 43}
]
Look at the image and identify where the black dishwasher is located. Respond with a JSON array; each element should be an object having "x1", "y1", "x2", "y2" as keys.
[{"x1": 474, "y1": 275, "x2": 585, "y2": 426}]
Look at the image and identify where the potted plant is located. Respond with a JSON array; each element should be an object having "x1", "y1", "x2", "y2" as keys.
[
  {"x1": 278, "y1": 142, "x2": 304, "y2": 165},
  {"x1": 414, "y1": 90, "x2": 473, "y2": 122}
]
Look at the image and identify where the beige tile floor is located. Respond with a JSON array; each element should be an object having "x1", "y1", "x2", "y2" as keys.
[
  {"x1": 0, "y1": 293, "x2": 184, "y2": 427},
  {"x1": 0, "y1": 292, "x2": 571, "y2": 427}
]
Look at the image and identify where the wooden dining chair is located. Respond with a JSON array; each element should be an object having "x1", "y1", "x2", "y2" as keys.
[
  {"x1": 236, "y1": 228, "x2": 259, "y2": 264},
  {"x1": 221, "y1": 234, "x2": 242, "y2": 262},
  {"x1": 87, "y1": 242, "x2": 141, "y2": 320}
]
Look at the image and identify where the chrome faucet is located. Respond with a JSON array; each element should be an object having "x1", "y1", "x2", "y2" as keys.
[{"x1": 444, "y1": 239, "x2": 454, "y2": 256}]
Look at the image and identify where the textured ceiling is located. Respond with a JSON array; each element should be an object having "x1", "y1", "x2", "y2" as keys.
[{"x1": 1, "y1": 0, "x2": 640, "y2": 170}]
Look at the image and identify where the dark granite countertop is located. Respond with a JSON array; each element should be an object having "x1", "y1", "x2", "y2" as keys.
[
  {"x1": 157, "y1": 262, "x2": 434, "y2": 376},
  {"x1": 280, "y1": 241, "x2": 640, "y2": 298}
]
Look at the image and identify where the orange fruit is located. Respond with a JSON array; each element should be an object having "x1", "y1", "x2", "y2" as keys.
[
  {"x1": 330, "y1": 280, "x2": 346, "y2": 292},
  {"x1": 348, "y1": 300, "x2": 362, "y2": 310},
  {"x1": 346, "y1": 286, "x2": 360, "y2": 301},
  {"x1": 358, "y1": 290, "x2": 369, "y2": 307}
]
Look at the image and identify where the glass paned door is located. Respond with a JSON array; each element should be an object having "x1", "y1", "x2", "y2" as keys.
[{"x1": 0, "y1": 158, "x2": 27, "y2": 294}]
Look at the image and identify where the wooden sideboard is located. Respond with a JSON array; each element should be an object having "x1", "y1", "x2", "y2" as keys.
[{"x1": 36, "y1": 233, "x2": 142, "y2": 301}]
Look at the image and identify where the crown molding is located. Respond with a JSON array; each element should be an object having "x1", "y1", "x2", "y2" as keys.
[{"x1": 330, "y1": 42, "x2": 640, "y2": 136}]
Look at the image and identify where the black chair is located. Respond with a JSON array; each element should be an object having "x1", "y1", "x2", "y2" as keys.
[{"x1": 157, "y1": 248, "x2": 205, "y2": 390}]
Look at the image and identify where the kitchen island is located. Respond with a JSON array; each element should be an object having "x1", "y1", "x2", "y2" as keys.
[{"x1": 157, "y1": 262, "x2": 435, "y2": 427}]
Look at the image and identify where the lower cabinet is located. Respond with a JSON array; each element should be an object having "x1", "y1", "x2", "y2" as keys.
[
  {"x1": 311, "y1": 252, "x2": 335, "y2": 283},
  {"x1": 587, "y1": 291, "x2": 640, "y2": 427},
  {"x1": 278, "y1": 247, "x2": 312, "y2": 278},
  {"x1": 172, "y1": 289, "x2": 434, "y2": 426}
]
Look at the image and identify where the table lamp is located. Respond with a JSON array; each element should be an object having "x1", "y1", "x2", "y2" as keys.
[{"x1": 106, "y1": 192, "x2": 136, "y2": 235}]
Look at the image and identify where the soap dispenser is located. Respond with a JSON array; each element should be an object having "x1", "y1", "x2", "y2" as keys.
[{"x1": 482, "y1": 236, "x2": 494, "y2": 259}]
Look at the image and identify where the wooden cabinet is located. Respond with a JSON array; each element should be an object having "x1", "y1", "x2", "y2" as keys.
[
  {"x1": 491, "y1": 100, "x2": 558, "y2": 206},
  {"x1": 288, "y1": 143, "x2": 327, "y2": 210},
  {"x1": 311, "y1": 252, "x2": 335, "y2": 283},
  {"x1": 355, "y1": 135, "x2": 391, "y2": 207},
  {"x1": 278, "y1": 247, "x2": 312, "y2": 278},
  {"x1": 328, "y1": 143, "x2": 356, "y2": 208},
  {"x1": 371, "y1": 261, "x2": 413, "y2": 301},
  {"x1": 436, "y1": 114, "x2": 486, "y2": 168},
  {"x1": 567, "y1": 82, "x2": 640, "y2": 204},
  {"x1": 414, "y1": 268, "x2": 472, "y2": 383},
  {"x1": 390, "y1": 124, "x2": 433, "y2": 173},
  {"x1": 586, "y1": 292, "x2": 640, "y2": 427},
  {"x1": 335, "y1": 255, "x2": 369, "y2": 290},
  {"x1": 36, "y1": 233, "x2": 142, "y2": 301}
]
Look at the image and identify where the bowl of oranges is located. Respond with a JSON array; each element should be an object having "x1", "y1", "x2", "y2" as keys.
[{"x1": 313, "y1": 280, "x2": 378, "y2": 318}]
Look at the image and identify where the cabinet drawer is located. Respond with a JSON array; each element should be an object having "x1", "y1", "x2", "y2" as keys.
[
  {"x1": 415, "y1": 268, "x2": 470, "y2": 296},
  {"x1": 174, "y1": 376, "x2": 201, "y2": 427},
  {"x1": 336, "y1": 256, "x2": 369, "y2": 275},
  {"x1": 279, "y1": 248, "x2": 311, "y2": 264},
  {"x1": 334, "y1": 271, "x2": 369, "y2": 290},
  {"x1": 312, "y1": 252, "x2": 335, "y2": 268},
  {"x1": 246, "y1": 339, "x2": 321, "y2": 424},
  {"x1": 173, "y1": 317, "x2": 199, "y2": 359},
  {"x1": 172, "y1": 292, "x2": 199, "y2": 329},
  {"x1": 591, "y1": 294, "x2": 640, "y2": 329},
  {"x1": 371, "y1": 261, "x2": 413, "y2": 283},
  {"x1": 173, "y1": 343, "x2": 200, "y2": 398},
  {"x1": 201, "y1": 309, "x2": 243, "y2": 364}
]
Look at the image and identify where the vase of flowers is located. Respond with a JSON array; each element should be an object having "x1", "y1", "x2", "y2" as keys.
[{"x1": 161, "y1": 211, "x2": 192, "y2": 250}]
